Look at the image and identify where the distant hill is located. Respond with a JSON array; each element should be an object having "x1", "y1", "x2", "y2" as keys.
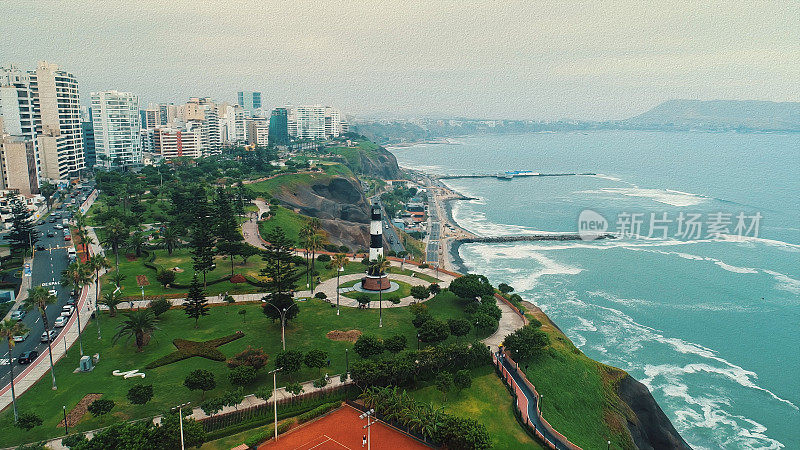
[{"x1": 622, "y1": 99, "x2": 800, "y2": 131}]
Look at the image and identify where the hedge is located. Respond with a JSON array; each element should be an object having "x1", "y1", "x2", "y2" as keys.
[
  {"x1": 296, "y1": 402, "x2": 340, "y2": 424},
  {"x1": 145, "y1": 332, "x2": 245, "y2": 369},
  {"x1": 243, "y1": 420, "x2": 294, "y2": 448}
]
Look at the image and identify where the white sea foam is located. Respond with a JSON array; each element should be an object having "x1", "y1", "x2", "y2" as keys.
[
  {"x1": 762, "y1": 270, "x2": 800, "y2": 295},
  {"x1": 718, "y1": 234, "x2": 800, "y2": 252},
  {"x1": 464, "y1": 244, "x2": 583, "y2": 291},
  {"x1": 576, "y1": 187, "x2": 708, "y2": 206},
  {"x1": 624, "y1": 247, "x2": 760, "y2": 274}
]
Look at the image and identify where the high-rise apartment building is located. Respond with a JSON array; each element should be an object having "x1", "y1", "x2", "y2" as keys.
[
  {"x1": 324, "y1": 107, "x2": 341, "y2": 138},
  {"x1": 80, "y1": 107, "x2": 96, "y2": 168},
  {"x1": 159, "y1": 103, "x2": 177, "y2": 126},
  {"x1": 90, "y1": 90, "x2": 142, "y2": 168},
  {"x1": 237, "y1": 91, "x2": 262, "y2": 117},
  {"x1": 268, "y1": 107, "x2": 289, "y2": 146},
  {"x1": 144, "y1": 104, "x2": 161, "y2": 129},
  {"x1": 246, "y1": 117, "x2": 269, "y2": 146},
  {"x1": 29, "y1": 61, "x2": 84, "y2": 180},
  {"x1": 294, "y1": 105, "x2": 326, "y2": 140},
  {"x1": 0, "y1": 135, "x2": 38, "y2": 195},
  {"x1": 154, "y1": 126, "x2": 202, "y2": 160},
  {"x1": 0, "y1": 65, "x2": 40, "y2": 185}
]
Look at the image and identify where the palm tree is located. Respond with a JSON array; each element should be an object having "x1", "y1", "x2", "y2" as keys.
[
  {"x1": 23, "y1": 286, "x2": 58, "y2": 389},
  {"x1": 74, "y1": 211, "x2": 87, "y2": 232},
  {"x1": 86, "y1": 255, "x2": 110, "y2": 339},
  {"x1": 113, "y1": 309, "x2": 159, "y2": 352},
  {"x1": 102, "y1": 219, "x2": 129, "y2": 269},
  {"x1": 100, "y1": 290, "x2": 123, "y2": 317},
  {"x1": 369, "y1": 255, "x2": 391, "y2": 328},
  {"x1": 161, "y1": 225, "x2": 181, "y2": 255},
  {"x1": 307, "y1": 233, "x2": 323, "y2": 294},
  {"x1": 61, "y1": 262, "x2": 92, "y2": 356},
  {"x1": 331, "y1": 253, "x2": 349, "y2": 315},
  {"x1": 0, "y1": 319, "x2": 28, "y2": 422},
  {"x1": 76, "y1": 228, "x2": 92, "y2": 255},
  {"x1": 109, "y1": 271, "x2": 126, "y2": 289},
  {"x1": 127, "y1": 231, "x2": 146, "y2": 258}
]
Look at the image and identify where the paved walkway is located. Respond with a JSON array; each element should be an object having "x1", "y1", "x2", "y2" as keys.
[
  {"x1": 484, "y1": 299, "x2": 526, "y2": 351},
  {"x1": 0, "y1": 192, "x2": 104, "y2": 413},
  {"x1": 242, "y1": 199, "x2": 270, "y2": 250}
]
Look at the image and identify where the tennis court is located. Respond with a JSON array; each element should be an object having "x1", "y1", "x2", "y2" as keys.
[{"x1": 258, "y1": 404, "x2": 430, "y2": 450}]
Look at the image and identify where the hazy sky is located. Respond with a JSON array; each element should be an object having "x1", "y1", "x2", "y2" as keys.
[{"x1": 2, "y1": 1, "x2": 798, "y2": 120}]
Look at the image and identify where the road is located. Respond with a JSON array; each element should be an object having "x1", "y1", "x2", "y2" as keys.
[
  {"x1": 0, "y1": 184, "x2": 94, "y2": 380},
  {"x1": 367, "y1": 197, "x2": 405, "y2": 254}
]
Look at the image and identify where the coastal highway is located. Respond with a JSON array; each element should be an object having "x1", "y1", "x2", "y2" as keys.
[{"x1": 0, "y1": 185, "x2": 93, "y2": 381}]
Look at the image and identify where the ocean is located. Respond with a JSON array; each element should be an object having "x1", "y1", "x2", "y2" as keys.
[{"x1": 389, "y1": 131, "x2": 800, "y2": 449}]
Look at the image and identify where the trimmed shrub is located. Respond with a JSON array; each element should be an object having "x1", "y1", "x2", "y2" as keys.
[
  {"x1": 316, "y1": 254, "x2": 331, "y2": 262},
  {"x1": 296, "y1": 402, "x2": 339, "y2": 424},
  {"x1": 229, "y1": 365, "x2": 258, "y2": 386},
  {"x1": 88, "y1": 398, "x2": 115, "y2": 416},
  {"x1": 127, "y1": 384, "x2": 154, "y2": 405}
]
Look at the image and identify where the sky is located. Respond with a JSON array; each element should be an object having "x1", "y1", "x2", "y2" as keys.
[{"x1": 2, "y1": 1, "x2": 798, "y2": 120}]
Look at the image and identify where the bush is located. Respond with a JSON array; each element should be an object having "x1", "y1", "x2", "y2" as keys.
[
  {"x1": 296, "y1": 402, "x2": 339, "y2": 424},
  {"x1": 201, "y1": 396, "x2": 226, "y2": 417},
  {"x1": 148, "y1": 297, "x2": 171, "y2": 316},
  {"x1": 428, "y1": 283, "x2": 441, "y2": 295},
  {"x1": 410, "y1": 285, "x2": 429, "y2": 302},
  {"x1": 126, "y1": 384, "x2": 154, "y2": 405},
  {"x1": 354, "y1": 334, "x2": 384, "y2": 358},
  {"x1": 449, "y1": 274, "x2": 494, "y2": 300},
  {"x1": 354, "y1": 293, "x2": 371, "y2": 306},
  {"x1": 502, "y1": 324, "x2": 550, "y2": 361},
  {"x1": 155, "y1": 269, "x2": 176, "y2": 287},
  {"x1": 316, "y1": 254, "x2": 331, "y2": 262},
  {"x1": 419, "y1": 263, "x2": 429, "y2": 269},
  {"x1": 314, "y1": 292, "x2": 328, "y2": 300},
  {"x1": 313, "y1": 376, "x2": 328, "y2": 388},
  {"x1": 184, "y1": 369, "x2": 216, "y2": 399},
  {"x1": 61, "y1": 433, "x2": 87, "y2": 448},
  {"x1": 275, "y1": 350, "x2": 304, "y2": 376},
  {"x1": 88, "y1": 398, "x2": 115, "y2": 416},
  {"x1": 384, "y1": 334, "x2": 407, "y2": 353},
  {"x1": 243, "y1": 420, "x2": 295, "y2": 447},
  {"x1": 146, "y1": 332, "x2": 245, "y2": 369},
  {"x1": 229, "y1": 365, "x2": 258, "y2": 386},
  {"x1": 227, "y1": 345, "x2": 269, "y2": 370},
  {"x1": 388, "y1": 295, "x2": 401, "y2": 304},
  {"x1": 448, "y1": 318, "x2": 472, "y2": 337},
  {"x1": 412, "y1": 311, "x2": 432, "y2": 328},
  {"x1": 304, "y1": 349, "x2": 328, "y2": 373},
  {"x1": 418, "y1": 318, "x2": 450, "y2": 344},
  {"x1": 15, "y1": 412, "x2": 43, "y2": 430},
  {"x1": 454, "y1": 369, "x2": 472, "y2": 390}
]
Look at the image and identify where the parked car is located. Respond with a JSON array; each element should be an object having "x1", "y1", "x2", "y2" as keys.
[
  {"x1": 54, "y1": 224, "x2": 63, "y2": 230},
  {"x1": 60, "y1": 305, "x2": 74, "y2": 317},
  {"x1": 35, "y1": 244, "x2": 46, "y2": 251},
  {"x1": 10, "y1": 309, "x2": 25, "y2": 320},
  {"x1": 54, "y1": 316, "x2": 69, "y2": 327},
  {"x1": 13, "y1": 332, "x2": 29, "y2": 343},
  {"x1": 47, "y1": 231, "x2": 55, "y2": 237},
  {"x1": 41, "y1": 330, "x2": 57, "y2": 342},
  {"x1": 64, "y1": 235, "x2": 71, "y2": 241},
  {"x1": 17, "y1": 350, "x2": 38, "y2": 364},
  {"x1": 48, "y1": 289, "x2": 57, "y2": 297},
  {"x1": 66, "y1": 297, "x2": 76, "y2": 306}
]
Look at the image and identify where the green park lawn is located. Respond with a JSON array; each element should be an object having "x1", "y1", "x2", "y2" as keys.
[
  {"x1": 0, "y1": 291, "x2": 479, "y2": 447},
  {"x1": 257, "y1": 206, "x2": 309, "y2": 245},
  {"x1": 99, "y1": 248, "x2": 265, "y2": 299},
  {"x1": 410, "y1": 365, "x2": 544, "y2": 450}
]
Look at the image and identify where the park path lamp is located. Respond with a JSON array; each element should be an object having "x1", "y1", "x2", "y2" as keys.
[
  {"x1": 345, "y1": 348, "x2": 349, "y2": 378},
  {"x1": 63, "y1": 405, "x2": 68, "y2": 436},
  {"x1": 172, "y1": 402, "x2": 191, "y2": 450},
  {"x1": 417, "y1": 332, "x2": 420, "y2": 350},
  {"x1": 360, "y1": 408, "x2": 376, "y2": 450},
  {"x1": 269, "y1": 367, "x2": 283, "y2": 441},
  {"x1": 336, "y1": 265, "x2": 344, "y2": 316},
  {"x1": 140, "y1": 285, "x2": 145, "y2": 310},
  {"x1": 263, "y1": 301, "x2": 298, "y2": 351}
]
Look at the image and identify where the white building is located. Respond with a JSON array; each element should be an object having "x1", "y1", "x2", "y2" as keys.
[
  {"x1": 29, "y1": 61, "x2": 84, "y2": 180},
  {"x1": 293, "y1": 105, "x2": 326, "y2": 140},
  {"x1": 91, "y1": 90, "x2": 142, "y2": 169},
  {"x1": 0, "y1": 67, "x2": 40, "y2": 187},
  {"x1": 153, "y1": 126, "x2": 203, "y2": 160},
  {"x1": 246, "y1": 117, "x2": 269, "y2": 146}
]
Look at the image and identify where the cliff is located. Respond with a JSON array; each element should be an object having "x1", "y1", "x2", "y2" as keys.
[
  {"x1": 271, "y1": 175, "x2": 371, "y2": 249},
  {"x1": 328, "y1": 140, "x2": 402, "y2": 179},
  {"x1": 617, "y1": 374, "x2": 692, "y2": 450},
  {"x1": 622, "y1": 99, "x2": 800, "y2": 131}
]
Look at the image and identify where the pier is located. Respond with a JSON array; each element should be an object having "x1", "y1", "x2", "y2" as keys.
[{"x1": 439, "y1": 171, "x2": 596, "y2": 180}]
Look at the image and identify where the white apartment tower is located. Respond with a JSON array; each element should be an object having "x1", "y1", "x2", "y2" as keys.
[
  {"x1": 294, "y1": 105, "x2": 326, "y2": 140},
  {"x1": 29, "y1": 61, "x2": 84, "y2": 180},
  {"x1": 91, "y1": 90, "x2": 142, "y2": 168}
]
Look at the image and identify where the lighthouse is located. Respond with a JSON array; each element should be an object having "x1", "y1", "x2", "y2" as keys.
[{"x1": 369, "y1": 205, "x2": 384, "y2": 261}]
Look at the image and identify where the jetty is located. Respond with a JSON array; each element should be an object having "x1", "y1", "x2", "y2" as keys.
[{"x1": 439, "y1": 171, "x2": 596, "y2": 180}]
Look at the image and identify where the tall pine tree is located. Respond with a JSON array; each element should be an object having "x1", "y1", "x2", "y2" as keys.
[
  {"x1": 8, "y1": 195, "x2": 38, "y2": 256},
  {"x1": 260, "y1": 227, "x2": 301, "y2": 323},
  {"x1": 190, "y1": 198, "x2": 216, "y2": 287},
  {"x1": 183, "y1": 274, "x2": 210, "y2": 328}
]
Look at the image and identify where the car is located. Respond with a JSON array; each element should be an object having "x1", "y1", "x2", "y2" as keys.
[
  {"x1": 10, "y1": 309, "x2": 25, "y2": 320},
  {"x1": 54, "y1": 316, "x2": 69, "y2": 327},
  {"x1": 47, "y1": 231, "x2": 55, "y2": 237},
  {"x1": 54, "y1": 224, "x2": 63, "y2": 230},
  {"x1": 66, "y1": 297, "x2": 76, "y2": 306},
  {"x1": 64, "y1": 235, "x2": 71, "y2": 241},
  {"x1": 35, "y1": 244, "x2": 46, "y2": 251},
  {"x1": 17, "y1": 350, "x2": 39, "y2": 364},
  {"x1": 60, "y1": 305, "x2": 74, "y2": 317},
  {"x1": 41, "y1": 330, "x2": 57, "y2": 342},
  {"x1": 49, "y1": 217, "x2": 57, "y2": 223},
  {"x1": 13, "y1": 332, "x2": 29, "y2": 343},
  {"x1": 48, "y1": 289, "x2": 57, "y2": 297}
]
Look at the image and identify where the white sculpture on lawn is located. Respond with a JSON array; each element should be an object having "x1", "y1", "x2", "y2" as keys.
[{"x1": 112, "y1": 369, "x2": 145, "y2": 379}]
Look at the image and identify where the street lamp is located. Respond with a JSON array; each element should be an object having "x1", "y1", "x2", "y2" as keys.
[
  {"x1": 269, "y1": 367, "x2": 283, "y2": 441},
  {"x1": 360, "y1": 408, "x2": 376, "y2": 450},
  {"x1": 171, "y1": 402, "x2": 191, "y2": 450},
  {"x1": 63, "y1": 405, "x2": 68, "y2": 436},
  {"x1": 140, "y1": 285, "x2": 145, "y2": 310},
  {"x1": 263, "y1": 301, "x2": 298, "y2": 351},
  {"x1": 345, "y1": 348, "x2": 349, "y2": 377},
  {"x1": 417, "y1": 333, "x2": 420, "y2": 350},
  {"x1": 336, "y1": 265, "x2": 344, "y2": 316}
]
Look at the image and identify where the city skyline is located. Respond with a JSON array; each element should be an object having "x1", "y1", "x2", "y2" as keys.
[{"x1": 1, "y1": 1, "x2": 797, "y2": 121}]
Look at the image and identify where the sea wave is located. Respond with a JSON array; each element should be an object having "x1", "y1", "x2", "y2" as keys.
[{"x1": 575, "y1": 187, "x2": 709, "y2": 207}]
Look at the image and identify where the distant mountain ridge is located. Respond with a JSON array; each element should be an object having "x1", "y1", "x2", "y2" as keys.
[{"x1": 621, "y1": 99, "x2": 800, "y2": 131}]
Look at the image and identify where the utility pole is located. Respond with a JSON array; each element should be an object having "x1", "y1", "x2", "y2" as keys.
[
  {"x1": 172, "y1": 402, "x2": 191, "y2": 450},
  {"x1": 269, "y1": 367, "x2": 283, "y2": 441}
]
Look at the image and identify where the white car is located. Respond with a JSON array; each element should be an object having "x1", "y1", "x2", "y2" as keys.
[
  {"x1": 54, "y1": 224, "x2": 63, "y2": 230},
  {"x1": 53, "y1": 316, "x2": 69, "y2": 328},
  {"x1": 13, "y1": 332, "x2": 29, "y2": 343},
  {"x1": 48, "y1": 289, "x2": 58, "y2": 297},
  {"x1": 41, "y1": 330, "x2": 58, "y2": 342},
  {"x1": 60, "y1": 305, "x2": 74, "y2": 317}
]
